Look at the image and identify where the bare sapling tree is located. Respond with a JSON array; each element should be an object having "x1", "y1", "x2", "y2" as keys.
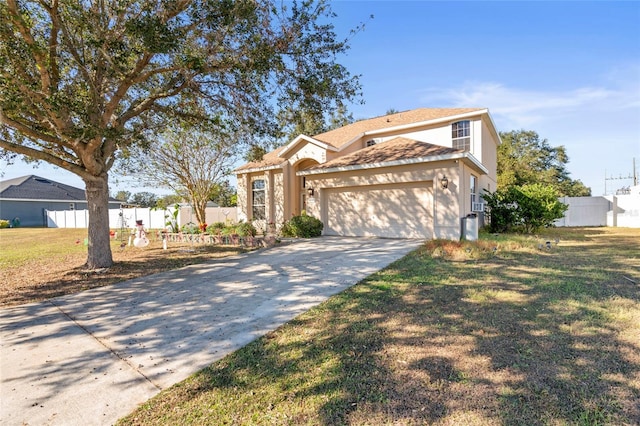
[{"x1": 134, "y1": 124, "x2": 237, "y2": 227}]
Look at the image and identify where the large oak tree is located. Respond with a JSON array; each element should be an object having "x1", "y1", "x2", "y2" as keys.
[{"x1": 0, "y1": 0, "x2": 361, "y2": 268}]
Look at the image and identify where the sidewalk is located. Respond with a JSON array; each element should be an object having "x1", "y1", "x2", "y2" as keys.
[{"x1": 1, "y1": 237, "x2": 422, "y2": 425}]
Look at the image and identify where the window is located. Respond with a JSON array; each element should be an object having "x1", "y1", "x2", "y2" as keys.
[
  {"x1": 470, "y1": 175, "x2": 485, "y2": 212},
  {"x1": 252, "y1": 180, "x2": 265, "y2": 220},
  {"x1": 365, "y1": 139, "x2": 376, "y2": 147},
  {"x1": 470, "y1": 175, "x2": 477, "y2": 205},
  {"x1": 452, "y1": 120, "x2": 470, "y2": 151}
]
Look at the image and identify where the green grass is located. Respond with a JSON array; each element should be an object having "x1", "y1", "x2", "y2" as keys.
[
  {"x1": 110, "y1": 227, "x2": 638, "y2": 424},
  {"x1": 0, "y1": 228, "x2": 89, "y2": 268}
]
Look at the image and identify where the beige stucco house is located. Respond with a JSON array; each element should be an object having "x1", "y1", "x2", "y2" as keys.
[{"x1": 234, "y1": 107, "x2": 500, "y2": 240}]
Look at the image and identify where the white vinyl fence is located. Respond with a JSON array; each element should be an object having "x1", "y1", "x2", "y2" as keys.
[
  {"x1": 554, "y1": 191, "x2": 640, "y2": 228},
  {"x1": 46, "y1": 206, "x2": 239, "y2": 229}
]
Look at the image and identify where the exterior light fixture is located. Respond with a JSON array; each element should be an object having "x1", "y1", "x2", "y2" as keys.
[
  {"x1": 440, "y1": 175, "x2": 449, "y2": 189},
  {"x1": 307, "y1": 188, "x2": 314, "y2": 197}
]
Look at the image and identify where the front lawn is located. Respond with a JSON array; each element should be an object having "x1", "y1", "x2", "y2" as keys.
[{"x1": 118, "y1": 227, "x2": 640, "y2": 425}]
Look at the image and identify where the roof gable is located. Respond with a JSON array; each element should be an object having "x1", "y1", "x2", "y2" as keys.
[
  {"x1": 299, "y1": 137, "x2": 489, "y2": 176},
  {"x1": 277, "y1": 134, "x2": 338, "y2": 158},
  {"x1": 312, "y1": 107, "x2": 485, "y2": 148},
  {"x1": 307, "y1": 137, "x2": 462, "y2": 170}
]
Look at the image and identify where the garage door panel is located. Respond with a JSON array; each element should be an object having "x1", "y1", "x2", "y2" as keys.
[{"x1": 326, "y1": 183, "x2": 432, "y2": 239}]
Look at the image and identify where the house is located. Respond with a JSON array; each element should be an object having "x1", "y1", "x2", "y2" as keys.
[
  {"x1": 234, "y1": 107, "x2": 501, "y2": 240},
  {"x1": 0, "y1": 175, "x2": 121, "y2": 227}
]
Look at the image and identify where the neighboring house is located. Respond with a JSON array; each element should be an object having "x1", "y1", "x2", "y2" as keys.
[
  {"x1": 0, "y1": 175, "x2": 121, "y2": 227},
  {"x1": 235, "y1": 107, "x2": 500, "y2": 240}
]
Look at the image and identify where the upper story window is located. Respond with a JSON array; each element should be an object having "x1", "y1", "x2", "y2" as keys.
[
  {"x1": 452, "y1": 120, "x2": 471, "y2": 151},
  {"x1": 365, "y1": 139, "x2": 376, "y2": 147},
  {"x1": 252, "y1": 180, "x2": 266, "y2": 220}
]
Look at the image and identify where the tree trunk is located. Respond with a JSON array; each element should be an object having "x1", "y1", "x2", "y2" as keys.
[
  {"x1": 194, "y1": 200, "x2": 207, "y2": 226},
  {"x1": 84, "y1": 174, "x2": 114, "y2": 269}
]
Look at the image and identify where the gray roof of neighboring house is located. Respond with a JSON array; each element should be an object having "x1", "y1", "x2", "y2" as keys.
[{"x1": 0, "y1": 175, "x2": 118, "y2": 202}]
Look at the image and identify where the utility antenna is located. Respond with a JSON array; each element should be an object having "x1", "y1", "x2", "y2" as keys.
[{"x1": 604, "y1": 157, "x2": 637, "y2": 195}]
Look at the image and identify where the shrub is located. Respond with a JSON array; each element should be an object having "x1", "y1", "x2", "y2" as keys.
[
  {"x1": 220, "y1": 225, "x2": 236, "y2": 236},
  {"x1": 281, "y1": 214, "x2": 323, "y2": 238},
  {"x1": 235, "y1": 222, "x2": 257, "y2": 237},
  {"x1": 483, "y1": 184, "x2": 568, "y2": 233},
  {"x1": 206, "y1": 222, "x2": 226, "y2": 234},
  {"x1": 180, "y1": 222, "x2": 200, "y2": 234},
  {"x1": 0, "y1": 220, "x2": 9, "y2": 229}
]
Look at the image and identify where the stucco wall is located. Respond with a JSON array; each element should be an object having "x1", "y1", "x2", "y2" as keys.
[
  {"x1": 273, "y1": 171, "x2": 285, "y2": 225},
  {"x1": 285, "y1": 142, "x2": 327, "y2": 165},
  {"x1": 236, "y1": 174, "x2": 248, "y2": 222}
]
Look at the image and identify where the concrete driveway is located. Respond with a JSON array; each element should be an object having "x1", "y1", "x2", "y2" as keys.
[{"x1": 0, "y1": 236, "x2": 423, "y2": 425}]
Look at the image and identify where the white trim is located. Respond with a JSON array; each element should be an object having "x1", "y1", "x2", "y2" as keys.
[
  {"x1": 338, "y1": 109, "x2": 489, "y2": 153},
  {"x1": 278, "y1": 134, "x2": 338, "y2": 158},
  {"x1": 482, "y1": 111, "x2": 502, "y2": 145},
  {"x1": 472, "y1": 202, "x2": 485, "y2": 212},
  {"x1": 233, "y1": 163, "x2": 285, "y2": 175},
  {"x1": 297, "y1": 152, "x2": 489, "y2": 176}
]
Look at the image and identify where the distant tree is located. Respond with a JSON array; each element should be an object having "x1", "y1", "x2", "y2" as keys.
[
  {"x1": 498, "y1": 130, "x2": 591, "y2": 196},
  {"x1": 244, "y1": 144, "x2": 268, "y2": 163},
  {"x1": 385, "y1": 108, "x2": 399, "y2": 115},
  {"x1": 210, "y1": 181, "x2": 237, "y2": 207},
  {"x1": 155, "y1": 194, "x2": 184, "y2": 210},
  {"x1": 327, "y1": 105, "x2": 355, "y2": 132},
  {"x1": 129, "y1": 192, "x2": 158, "y2": 208},
  {"x1": 0, "y1": 0, "x2": 362, "y2": 268},
  {"x1": 276, "y1": 103, "x2": 356, "y2": 143},
  {"x1": 113, "y1": 191, "x2": 131, "y2": 202}
]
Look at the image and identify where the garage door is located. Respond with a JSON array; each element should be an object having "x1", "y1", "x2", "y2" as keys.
[{"x1": 325, "y1": 182, "x2": 432, "y2": 239}]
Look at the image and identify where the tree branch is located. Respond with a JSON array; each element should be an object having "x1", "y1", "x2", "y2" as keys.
[
  {"x1": 0, "y1": 135, "x2": 89, "y2": 178},
  {"x1": 6, "y1": 0, "x2": 52, "y2": 93}
]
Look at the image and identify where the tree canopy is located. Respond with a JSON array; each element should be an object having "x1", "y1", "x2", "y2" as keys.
[
  {"x1": 131, "y1": 125, "x2": 237, "y2": 226},
  {"x1": 0, "y1": 0, "x2": 362, "y2": 268},
  {"x1": 498, "y1": 130, "x2": 591, "y2": 197}
]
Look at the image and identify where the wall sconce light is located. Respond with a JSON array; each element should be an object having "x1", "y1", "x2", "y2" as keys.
[
  {"x1": 307, "y1": 188, "x2": 314, "y2": 197},
  {"x1": 440, "y1": 175, "x2": 449, "y2": 190}
]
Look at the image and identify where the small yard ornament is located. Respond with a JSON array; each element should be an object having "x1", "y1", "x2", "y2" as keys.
[{"x1": 133, "y1": 219, "x2": 150, "y2": 248}]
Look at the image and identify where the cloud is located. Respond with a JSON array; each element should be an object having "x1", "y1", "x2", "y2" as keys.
[{"x1": 420, "y1": 72, "x2": 640, "y2": 131}]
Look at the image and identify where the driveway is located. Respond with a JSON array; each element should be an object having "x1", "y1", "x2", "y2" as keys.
[{"x1": 0, "y1": 237, "x2": 423, "y2": 425}]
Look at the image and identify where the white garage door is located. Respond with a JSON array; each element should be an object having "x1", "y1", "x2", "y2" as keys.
[{"x1": 325, "y1": 182, "x2": 433, "y2": 239}]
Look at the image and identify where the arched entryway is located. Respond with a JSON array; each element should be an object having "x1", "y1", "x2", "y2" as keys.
[{"x1": 293, "y1": 158, "x2": 319, "y2": 215}]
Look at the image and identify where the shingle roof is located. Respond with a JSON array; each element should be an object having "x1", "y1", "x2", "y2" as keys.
[
  {"x1": 235, "y1": 107, "x2": 485, "y2": 172},
  {"x1": 307, "y1": 137, "x2": 463, "y2": 171},
  {"x1": 234, "y1": 147, "x2": 288, "y2": 172},
  {"x1": 312, "y1": 107, "x2": 484, "y2": 147},
  {"x1": 0, "y1": 175, "x2": 88, "y2": 200}
]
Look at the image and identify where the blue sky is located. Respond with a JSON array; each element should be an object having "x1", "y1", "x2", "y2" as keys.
[
  {"x1": 2, "y1": 1, "x2": 639, "y2": 196},
  {"x1": 330, "y1": 0, "x2": 640, "y2": 196}
]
